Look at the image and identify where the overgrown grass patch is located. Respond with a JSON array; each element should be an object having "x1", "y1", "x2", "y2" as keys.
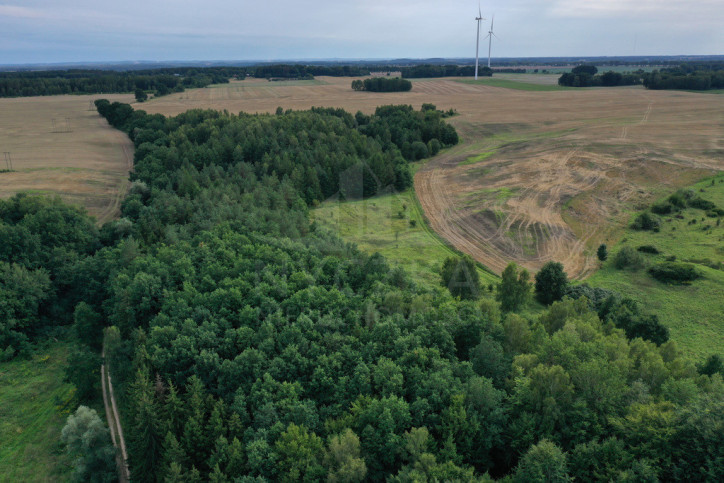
[
  {"x1": 0, "y1": 342, "x2": 76, "y2": 481},
  {"x1": 587, "y1": 174, "x2": 724, "y2": 358},
  {"x1": 456, "y1": 78, "x2": 576, "y2": 91},
  {"x1": 459, "y1": 150, "x2": 497, "y2": 166},
  {"x1": 313, "y1": 186, "x2": 498, "y2": 291}
]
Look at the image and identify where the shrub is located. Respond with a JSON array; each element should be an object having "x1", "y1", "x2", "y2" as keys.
[
  {"x1": 613, "y1": 246, "x2": 644, "y2": 270},
  {"x1": 667, "y1": 191, "x2": 689, "y2": 209},
  {"x1": 648, "y1": 262, "x2": 701, "y2": 284},
  {"x1": 688, "y1": 196, "x2": 716, "y2": 211},
  {"x1": 631, "y1": 212, "x2": 661, "y2": 231},
  {"x1": 597, "y1": 244, "x2": 608, "y2": 261},
  {"x1": 637, "y1": 245, "x2": 660, "y2": 254},
  {"x1": 651, "y1": 202, "x2": 674, "y2": 214}
]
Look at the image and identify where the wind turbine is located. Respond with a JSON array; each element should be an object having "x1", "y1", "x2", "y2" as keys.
[
  {"x1": 475, "y1": 5, "x2": 485, "y2": 80},
  {"x1": 485, "y1": 15, "x2": 498, "y2": 68}
]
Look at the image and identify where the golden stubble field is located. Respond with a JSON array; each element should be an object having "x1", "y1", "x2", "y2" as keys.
[
  {"x1": 0, "y1": 94, "x2": 134, "y2": 223},
  {"x1": 141, "y1": 76, "x2": 724, "y2": 278}
]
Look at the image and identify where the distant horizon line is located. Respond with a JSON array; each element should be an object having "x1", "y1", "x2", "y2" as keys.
[{"x1": 2, "y1": 54, "x2": 723, "y2": 69}]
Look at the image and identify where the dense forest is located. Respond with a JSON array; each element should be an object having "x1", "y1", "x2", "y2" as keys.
[
  {"x1": 643, "y1": 62, "x2": 724, "y2": 90},
  {"x1": 0, "y1": 68, "x2": 239, "y2": 98},
  {"x1": 2, "y1": 98, "x2": 723, "y2": 481},
  {"x1": 559, "y1": 62, "x2": 724, "y2": 91},
  {"x1": 0, "y1": 65, "x2": 377, "y2": 98},
  {"x1": 558, "y1": 65, "x2": 642, "y2": 87},
  {"x1": 352, "y1": 78, "x2": 413, "y2": 93},
  {"x1": 252, "y1": 64, "x2": 371, "y2": 79}
]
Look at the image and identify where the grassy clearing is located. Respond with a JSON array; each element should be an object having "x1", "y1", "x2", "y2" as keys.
[
  {"x1": 587, "y1": 174, "x2": 724, "y2": 359},
  {"x1": 0, "y1": 342, "x2": 75, "y2": 481},
  {"x1": 312, "y1": 172, "x2": 499, "y2": 291},
  {"x1": 456, "y1": 78, "x2": 575, "y2": 91}
]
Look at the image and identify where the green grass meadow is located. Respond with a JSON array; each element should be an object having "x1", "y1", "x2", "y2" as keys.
[
  {"x1": 0, "y1": 343, "x2": 75, "y2": 482},
  {"x1": 587, "y1": 174, "x2": 724, "y2": 359},
  {"x1": 312, "y1": 169, "x2": 499, "y2": 292},
  {"x1": 456, "y1": 77, "x2": 575, "y2": 92}
]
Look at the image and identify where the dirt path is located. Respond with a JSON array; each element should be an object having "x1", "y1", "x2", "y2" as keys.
[
  {"x1": 101, "y1": 344, "x2": 130, "y2": 483},
  {"x1": 95, "y1": 116, "x2": 134, "y2": 225}
]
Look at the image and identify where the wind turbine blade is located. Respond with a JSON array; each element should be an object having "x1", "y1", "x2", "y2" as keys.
[
  {"x1": 479, "y1": 2, "x2": 482, "y2": 18},
  {"x1": 491, "y1": 14, "x2": 495, "y2": 30}
]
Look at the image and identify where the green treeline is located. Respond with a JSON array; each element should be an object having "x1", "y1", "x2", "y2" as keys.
[
  {"x1": 252, "y1": 64, "x2": 371, "y2": 79},
  {"x1": 399, "y1": 64, "x2": 493, "y2": 78},
  {"x1": 643, "y1": 62, "x2": 724, "y2": 90},
  {"x1": 2, "y1": 98, "x2": 723, "y2": 481},
  {"x1": 558, "y1": 65, "x2": 642, "y2": 87},
  {"x1": 559, "y1": 62, "x2": 724, "y2": 90},
  {"x1": 351, "y1": 77, "x2": 412, "y2": 92},
  {"x1": 0, "y1": 68, "x2": 240, "y2": 98}
]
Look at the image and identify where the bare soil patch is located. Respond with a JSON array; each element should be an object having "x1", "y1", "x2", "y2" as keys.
[{"x1": 141, "y1": 77, "x2": 724, "y2": 278}]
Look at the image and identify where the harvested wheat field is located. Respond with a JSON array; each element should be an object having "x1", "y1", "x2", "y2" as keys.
[
  {"x1": 143, "y1": 76, "x2": 724, "y2": 278},
  {"x1": 0, "y1": 94, "x2": 134, "y2": 223}
]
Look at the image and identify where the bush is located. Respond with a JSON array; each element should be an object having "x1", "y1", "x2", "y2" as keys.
[
  {"x1": 597, "y1": 244, "x2": 608, "y2": 261},
  {"x1": 651, "y1": 202, "x2": 674, "y2": 214},
  {"x1": 687, "y1": 196, "x2": 716, "y2": 210},
  {"x1": 631, "y1": 212, "x2": 661, "y2": 231},
  {"x1": 613, "y1": 246, "x2": 644, "y2": 270},
  {"x1": 667, "y1": 191, "x2": 689, "y2": 209},
  {"x1": 637, "y1": 245, "x2": 660, "y2": 254},
  {"x1": 648, "y1": 262, "x2": 702, "y2": 284}
]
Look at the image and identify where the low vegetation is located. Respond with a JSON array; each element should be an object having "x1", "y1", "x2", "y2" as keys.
[
  {"x1": 648, "y1": 262, "x2": 702, "y2": 284},
  {"x1": 0, "y1": 342, "x2": 75, "y2": 481},
  {"x1": 587, "y1": 174, "x2": 724, "y2": 356}
]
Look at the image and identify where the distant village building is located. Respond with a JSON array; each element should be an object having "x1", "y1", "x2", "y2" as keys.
[{"x1": 369, "y1": 71, "x2": 402, "y2": 78}]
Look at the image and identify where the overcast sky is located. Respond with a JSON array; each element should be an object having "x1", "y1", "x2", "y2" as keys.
[{"x1": 1, "y1": 0, "x2": 723, "y2": 64}]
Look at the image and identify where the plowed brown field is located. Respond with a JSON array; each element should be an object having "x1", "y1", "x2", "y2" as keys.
[
  {"x1": 0, "y1": 94, "x2": 135, "y2": 223},
  {"x1": 141, "y1": 77, "x2": 724, "y2": 278}
]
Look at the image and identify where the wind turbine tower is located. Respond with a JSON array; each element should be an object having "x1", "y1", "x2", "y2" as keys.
[
  {"x1": 475, "y1": 6, "x2": 485, "y2": 80},
  {"x1": 486, "y1": 15, "x2": 498, "y2": 68}
]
